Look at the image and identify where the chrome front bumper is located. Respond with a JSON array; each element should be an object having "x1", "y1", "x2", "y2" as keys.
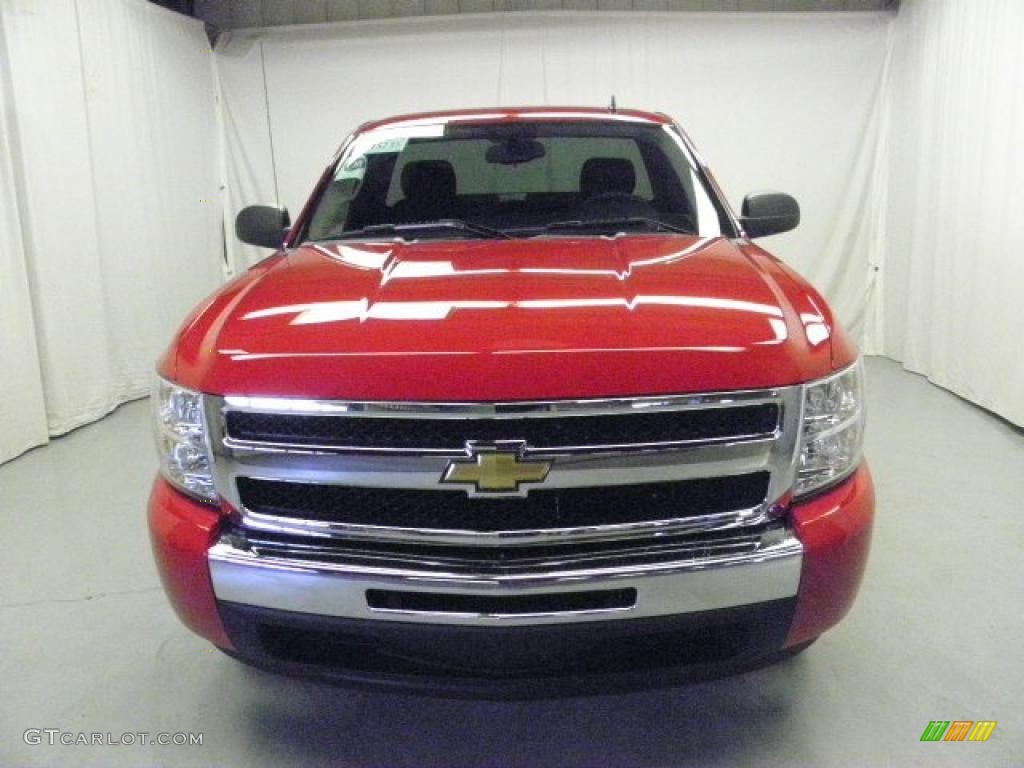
[{"x1": 208, "y1": 526, "x2": 803, "y2": 627}]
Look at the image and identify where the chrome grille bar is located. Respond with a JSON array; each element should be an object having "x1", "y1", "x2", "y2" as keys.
[{"x1": 221, "y1": 390, "x2": 786, "y2": 419}]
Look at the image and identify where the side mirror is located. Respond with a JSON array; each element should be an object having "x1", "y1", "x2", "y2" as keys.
[
  {"x1": 740, "y1": 191, "x2": 800, "y2": 238},
  {"x1": 236, "y1": 205, "x2": 290, "y2": 248}
]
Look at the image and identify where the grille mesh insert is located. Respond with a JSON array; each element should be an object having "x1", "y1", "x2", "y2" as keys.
[
  {"x1": 237, "y1": 473, "x2": 770, "y2": 532},
  {"x1": 225, "y1": 403, "x2": 779, "y2": 451}
]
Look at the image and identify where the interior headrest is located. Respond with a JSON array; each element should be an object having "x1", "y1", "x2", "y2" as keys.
[
  {"x1": 400, "y1": 160, "x2": 457, "y2": 200},
  {"x1": 580, "y1": 158, "x2": 636, "y2": 198}
]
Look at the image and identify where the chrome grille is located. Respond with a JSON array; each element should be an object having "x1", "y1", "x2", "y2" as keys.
[{"x1": 206, "y1": 388, "x2": 802, "y2": 545}]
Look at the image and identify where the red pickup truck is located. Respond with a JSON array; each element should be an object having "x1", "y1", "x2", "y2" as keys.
[{"x1": 150, "y1": 107, "x2": 873, "y2": 695}]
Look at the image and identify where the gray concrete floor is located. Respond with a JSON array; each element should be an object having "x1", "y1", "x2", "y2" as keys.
[{"x1": 1, "y1": 357, "x2": 1021, "y2": 767}]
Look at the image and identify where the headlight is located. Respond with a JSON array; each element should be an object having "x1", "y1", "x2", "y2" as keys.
[
  {"x1": 795, "y1": 359, "x2": 865, "y2": 498},
  {"x1": 153, "y1": 377, "x2": 216, "y2": 502}
]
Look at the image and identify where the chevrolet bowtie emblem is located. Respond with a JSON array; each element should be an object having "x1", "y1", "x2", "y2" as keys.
[{"x1": 442, "y1": 444, "x2": 551, "y2": 494}]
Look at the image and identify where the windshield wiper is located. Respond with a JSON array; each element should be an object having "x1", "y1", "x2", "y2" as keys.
[
  {"x1": 531, "y1": 217, "x2": 694, "y2": 236},
  {"x1": 331, "y1": 219, "x2": 512, "y2": 241}
]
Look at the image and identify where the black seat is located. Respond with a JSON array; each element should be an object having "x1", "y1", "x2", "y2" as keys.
[
  {"x1": 577, "y1": 157, "x2": 654, "y2": 219},
  {"x1": 580, "y1": 157, "x2": 637, "y2": 199},
  {"x1": 392, "y1": 160, "x2": 458, "y2": 222}
]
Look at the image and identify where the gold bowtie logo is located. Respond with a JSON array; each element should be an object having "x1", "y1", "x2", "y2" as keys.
[{"x1": 442, "y1": 445, "x2": 551, "y2": 494}]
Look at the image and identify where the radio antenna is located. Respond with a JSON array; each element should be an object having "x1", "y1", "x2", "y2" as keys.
[{"x1": 608, "y1": 95, "x2": 617, "y2": 113}]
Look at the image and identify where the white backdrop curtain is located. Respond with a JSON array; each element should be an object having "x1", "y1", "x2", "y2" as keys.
[
  {"x1": 0, "y1": 12, "x2": 48, "y2": 463},
  {"x1": 0, "y1": 0, "x2": 223, "y2": 462},
  {"x1": 215, "y1": 11, "x2": 892, "y2": 351},
  {"x1": 881, "y1": 0, "x2": 1024, "y2": 426}
]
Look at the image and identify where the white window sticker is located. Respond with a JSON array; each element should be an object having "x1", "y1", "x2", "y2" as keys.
[{"x1": 366, "y1": 137, "x2": 408, "y2": 155}]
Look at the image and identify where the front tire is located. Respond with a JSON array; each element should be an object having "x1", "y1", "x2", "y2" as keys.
[{"x1": 776, "y1": 638, "x2": 817, "y2": 661}]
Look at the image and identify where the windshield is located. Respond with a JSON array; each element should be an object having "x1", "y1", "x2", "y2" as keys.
[{"x1": 302, "y1": 120, "x2": 731, "y2": 242}]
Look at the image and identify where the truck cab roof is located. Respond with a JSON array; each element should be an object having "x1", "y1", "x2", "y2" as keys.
[{"x1": 358, "y1": 106, "x2": 675, "y2": 133}]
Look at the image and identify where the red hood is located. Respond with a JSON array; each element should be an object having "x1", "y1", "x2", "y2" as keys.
[{"x1": 165, "y1": 236, "x2": 853, "y2": 400}]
